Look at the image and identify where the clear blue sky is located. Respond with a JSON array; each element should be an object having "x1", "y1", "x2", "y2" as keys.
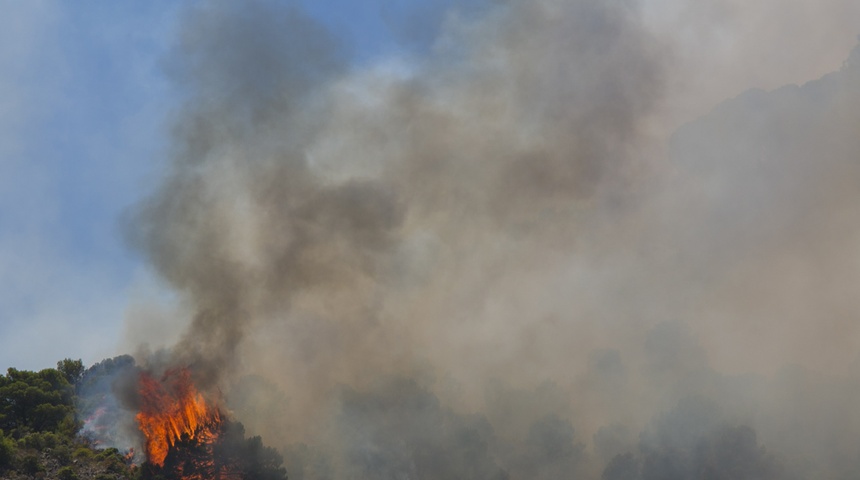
[{"x1": 0, "y1": 0, "x2": 488, "y2": 371}]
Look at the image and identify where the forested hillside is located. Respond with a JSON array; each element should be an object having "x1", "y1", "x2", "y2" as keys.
[
  {"x1": 0, "y1": 360, "x2": 136, "y2": 480},
  {"x1": 0, "y1": 357, "x2": 287, "y2": 480}
]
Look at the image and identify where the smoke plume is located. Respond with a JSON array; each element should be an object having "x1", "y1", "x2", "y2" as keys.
[{"x1": 118, "y1": 0, "x2": 860, "y2": 477}]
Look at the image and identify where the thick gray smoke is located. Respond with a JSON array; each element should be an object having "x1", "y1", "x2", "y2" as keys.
[
  {"x1": 129, "y1": 0, "x2": 667, "y2": 401},
  {"x1": 122, "y1": 0, "x2": 860, "y2": 478}
]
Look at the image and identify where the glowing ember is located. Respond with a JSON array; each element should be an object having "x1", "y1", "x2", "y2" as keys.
[{"x1": 135, "y1": 368, "x2": 221, "y2": 467}]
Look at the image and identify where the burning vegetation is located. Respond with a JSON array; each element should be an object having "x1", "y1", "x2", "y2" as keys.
[
  {"x1": 133, "y1": 367, "x2": 286, "y2": 480},
  {"x1": 140, "y1": 418, "x2": 286, "y2": 480},
  {"x1": 135, "y1": 368, "x2": 221, "y2": 467}
]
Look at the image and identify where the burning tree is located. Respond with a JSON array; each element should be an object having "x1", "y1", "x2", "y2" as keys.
[{"x1": 135, "y1": 367, "x2": 287, "y2": 480}]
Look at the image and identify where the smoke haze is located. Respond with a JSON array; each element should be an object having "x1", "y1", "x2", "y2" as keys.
[{"x1": 120, "y1": 0, "x2": 860, "y2": 477}]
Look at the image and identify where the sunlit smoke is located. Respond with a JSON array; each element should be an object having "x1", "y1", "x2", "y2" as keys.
[{"x1": 116, "y1": 0, "x2": 860, "y2": 478}]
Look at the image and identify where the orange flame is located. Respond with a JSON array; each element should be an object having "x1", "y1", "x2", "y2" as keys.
[{"x1": 135, "y1": 368, "x2": 221, "y2": 467}]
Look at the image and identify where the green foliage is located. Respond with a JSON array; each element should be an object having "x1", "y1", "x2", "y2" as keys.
[
  {"x1": 59, "y1": 411, "x2": 83, "y2": 437},
  {"x1": 105, "y1": 456, "x2": 128, "y2": 474},
  {"x1": 58, "y1": 465, "x2": 79, "y2": 480},
  {"x1": 21, "y1": 453, "x2": 43, "y2": 475},
  {"x1": 96, "y1": 447, "x2": 124, "y2": 464},
  {"x1": 0, "y1": 367, "x2": 76, "y2": 437},
  {"x1": 19, "y1": 431, "x2": 61, "y2": 450},
  {"x1": 0, "y1": 359, "x2": 139, "y2": 480},
  {"x1": 57, "y1": 359, "x2": 85, "y2": 387},
  {"x1": 53, "y1": 444, "x2": 72, "y2": 466},
  {"x1": 0, "y1": 431, "x2": 15, "y2": 470},
  {"x1": 95, "y1": 448, "x2": 129, "y2": 474},
  {"x1": 73, "y1": 446, "x2": 94, "y2": 460}
]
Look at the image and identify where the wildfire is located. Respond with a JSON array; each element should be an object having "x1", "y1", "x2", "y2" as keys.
[{"x1": 135, "y1": 367, "x2": 221, "y2": 467}]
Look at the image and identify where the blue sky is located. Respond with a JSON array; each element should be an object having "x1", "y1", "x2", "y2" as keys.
[
  {"x1": 0, "y1": 0, "x2": 489, "y2": 371},
  {"x1": 0, "y1": 1, "x2": 180, "y2": 370}
]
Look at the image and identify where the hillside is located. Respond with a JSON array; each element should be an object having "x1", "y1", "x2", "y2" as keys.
[
  {"x1": 0, "y1": 361, "x2": 137, "y2": 480},
  {"x1": 0, "y1": 358, "x2": 287, "y2": 480}
]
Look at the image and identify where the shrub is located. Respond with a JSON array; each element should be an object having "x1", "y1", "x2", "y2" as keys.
[
  {"x1": 73, "y1": 447, "x2": 94, "y2": 460},
  {"x1": 0, "y1": 433, "x2": 15, "y2": 470},
  {"x1": 58, "y1": 465, "x2": 78, "y2": 480},
  {"x1": 20, "y1": 432, "x2": 60, "y2": 450},
  {"x1": 21, "y1": 454, "x2": 43, "y2": 475},
  {"x1": 105, "y1": 457, "x2": 127, "y2": 473},
  {"x1": 53, "y1": 444, "x2": 72, "y2": 465},
  {"x1": 96, "y1": 447, "x2": 122, "y2": 461}
]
